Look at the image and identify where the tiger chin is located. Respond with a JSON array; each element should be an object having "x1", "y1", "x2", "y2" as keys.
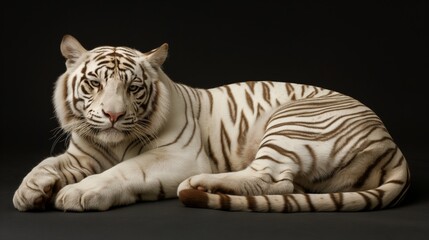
[{"x1": 13, "y1": 34, "x2": 410, "y2": 213}]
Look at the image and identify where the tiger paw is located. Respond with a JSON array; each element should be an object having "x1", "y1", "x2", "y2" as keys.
[
  {"x1": 177, "y1": 172, "x2": 267, "y2": 196},
  {"x1": 178, "y1": 173, "x2": 255, "y2": 195},
  {"x1": 13, "y1": 164, "x2": 61, "y2": 211},
  {"x1": 54, "y1": 175, "x2": 115, "y2": 211},
  {"x1": 178, "y1": 170, "x2": 295, "y2": 196}
]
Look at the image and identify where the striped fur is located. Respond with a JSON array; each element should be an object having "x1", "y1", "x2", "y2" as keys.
[{"x1": 13, "y1": 35, "x2": 409, "y2": 212}]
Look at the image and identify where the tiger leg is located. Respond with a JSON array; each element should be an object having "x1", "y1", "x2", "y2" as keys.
[
  {"x1": 54, "y1": 163, "x2": 137, "y2": 211},
  {"x1": 13, "y1": 152, "x2": 105, "y2": 211},
  {"x1": 177, "y1": 136, "x2": 303, "y2": 196},
  {"x1": 13, "y1": 157, "x2": 64, "y2": 211},
  {"x1": 54, "y1": 150, "x2": 208, "y2": 211}
]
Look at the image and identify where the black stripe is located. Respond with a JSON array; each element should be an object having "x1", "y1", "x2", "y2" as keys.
[
  {"x1": 183, "y1": 87, "x2": 197, "y2": 147},
  {"x1": 246, "y1": 196, "x2": 257, "y2": 211},
  {"x1": 387, "y1": 168, "x2": 410, "y2": 208},
  {"x1": 374, "y1": 189, "x2": 385, "y2": 209},
  {"x1": 219, "y1": 193, "x2": 231, "y2": 210},
  {"x1": 304, "y1": 194, "x2": 315, "y2": 211},
  {"x1": 261, "y1": 82, "x2": 271, "y2": 104},
  {"x1": 246, "y1": 81, "x2": 256, "y2": 94},
  {"x1": 195, "y1": 138, "x2": 205, "y2": 159},
  {"x1": 67, "y1": 152, "x2": 94, "y2": 175},
  {"x1": 64, "y1": 157, "x2": 88, "y2": 179},
  {"x1": 207, "y1": 138, "x2": 219, "y2": 171},
  {"x1": 357, "y1": 192, "x2": 371, "y2": 211},
  {"x1": 71, "y1": 138, "x2": 110, "y2": 168},
  {"x1": 255, "y1": 154, "x2": 282, "y2": 164},
  {"x1": 157, "y1": 181, "x2": 166, "y2": 200},
  {"x1": 282, "y1": 195, "x2": 290, "y2": 212},
  {"x1": 225, "y1": 85, "x2": 238, "y2": 123},
  {"x1": 121, "y1": 139, "x2": 139, "y2": 161},
  {"x1": 206, "y1": 90, "x2": 214, "y2": 114},
  {"x1": 158, "y1": 86, "x2": 189, "y2": 148},
  {"x1": 263, "y1": 195, "x2": 271, "y2": 212},
  {"x1": 237, "y1": 111, "x2": 249, "y2": 155},
  {"x1": 329, "y1": 192, "x2": 343, "y2": 211},
  {"x1": 58, "y1": 161, "x2": 75, "y2": 184},
  {"x1": 62, "y1": 74, "x2": 74, "y2": 122},
  {"x1": 288, "y1": 194, "x2": 302, "y2": 211},
  {"x1": 193, "y1": 89, "x2": 202, "y2": 119},
  {"x1": 353, "y1": 148, "x2": 395, "y2": 189},
  {"x1": 245, "y1": 91, "x2": 254, "y2": 113},
  {"x1": 220, "y1": 121, "x2": 232, "y2": 172},
  {"x1": 260, "y1": 142, "x2": 302, "y2": 170}
]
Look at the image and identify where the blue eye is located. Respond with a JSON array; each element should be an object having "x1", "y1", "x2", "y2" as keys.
[
  {"x1": 129, "y1": 85, "x2": 141, "y2": 92},
  {"x1": 89, "y1": 80, "x2": 100, "y2": 88}
]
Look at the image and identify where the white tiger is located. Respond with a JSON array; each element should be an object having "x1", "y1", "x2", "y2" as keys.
[{"x1": 13, "y1": 35, "x2": 410, "y2": 212}]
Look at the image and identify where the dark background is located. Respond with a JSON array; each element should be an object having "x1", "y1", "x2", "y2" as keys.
[{"x1": 1, "y1": 1, "x2": 428, "y2": 240}]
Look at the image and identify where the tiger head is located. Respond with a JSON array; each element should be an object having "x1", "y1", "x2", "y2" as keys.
[{"x1": 54, "y1": 35, "x2": 170, "y2": 146}]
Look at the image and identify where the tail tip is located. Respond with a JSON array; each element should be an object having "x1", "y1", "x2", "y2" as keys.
[{"x1": 178, "y1": 189, "x2": 209, "y2": 208}]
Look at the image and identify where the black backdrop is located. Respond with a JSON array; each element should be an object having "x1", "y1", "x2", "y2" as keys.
[
  {"x1": 1, "y1": 1, "x2": 428, "y2": 239},
  {"x1": 2, "y1": 1, "x2": 427, "y2": 155}
]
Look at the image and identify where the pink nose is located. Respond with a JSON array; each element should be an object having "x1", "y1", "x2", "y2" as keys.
[{"x1": 102, "y1": 110, "x2": 125, "y2": 123}]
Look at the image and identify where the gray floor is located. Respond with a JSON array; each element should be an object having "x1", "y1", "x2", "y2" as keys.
[{"x1": 1, "y1": 152, "x2": 428, "y2": 240}]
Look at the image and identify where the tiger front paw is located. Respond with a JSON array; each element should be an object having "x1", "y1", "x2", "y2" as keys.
[
  {"x1": 54, "y1": 175, "x2": 116, "y2": 212},
  {"x1": 13, "y1": 165, "x2": 62, "y2": 211}
]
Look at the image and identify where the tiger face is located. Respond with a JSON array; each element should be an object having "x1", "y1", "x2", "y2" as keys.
[{"x1": 54, "y1": 35, "x2": 169, "y2": 145}]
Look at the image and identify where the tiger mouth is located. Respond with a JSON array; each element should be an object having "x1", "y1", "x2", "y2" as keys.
[
  {"x1": 100, "y1": 127, "x2": 122, "y2": 134},
  {"x1": 95, "y1": 127, "x2": 127, "y2": 144},
  {"x1": 90, "y1": 125, "x2": 131, "y2": 135}
]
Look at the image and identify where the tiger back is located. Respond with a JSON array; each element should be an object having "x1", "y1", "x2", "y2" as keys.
[{"x1": 13, "y1": 35, "x2": 410, "y2": 212}]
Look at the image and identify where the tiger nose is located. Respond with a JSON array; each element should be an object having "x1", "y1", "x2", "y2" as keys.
[{"x1": 102, "y1": 110, "x2": 126, "y2": 123}]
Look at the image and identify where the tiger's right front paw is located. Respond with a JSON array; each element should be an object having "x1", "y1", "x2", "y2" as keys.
[{"x1": 13, "y1": 165, "x2": 62, "y2": 211}]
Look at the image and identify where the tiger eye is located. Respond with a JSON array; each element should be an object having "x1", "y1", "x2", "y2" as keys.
[
  {"x1": 128, "y1": 85, "x2": 140, "y2": 92},
  {"x1": 90, "y1": 80, "x2": 100, "y2": 88}
]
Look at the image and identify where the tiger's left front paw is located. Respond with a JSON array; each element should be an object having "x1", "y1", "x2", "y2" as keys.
[{"x1": 54, "y1": 176, "x2": 114, "y2": 211}]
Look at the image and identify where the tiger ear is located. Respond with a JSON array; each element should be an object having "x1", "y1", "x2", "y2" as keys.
[
  {"x1": 60, "y1": 35, "x2": 87, "y2": 68},
  {"x1": 145, "y1": 43, "x2": 169, "y2": 67}
]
